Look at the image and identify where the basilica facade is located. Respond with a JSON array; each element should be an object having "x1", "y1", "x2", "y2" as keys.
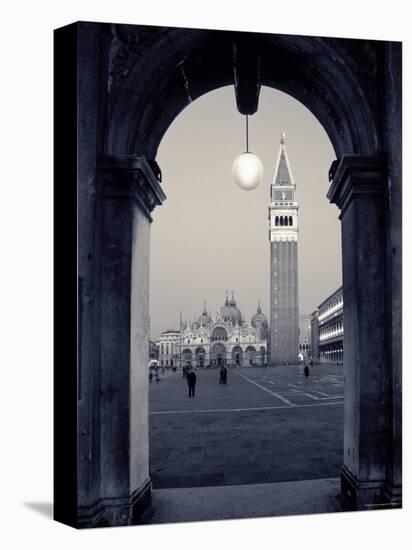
[{"x1": 158, "y1": 293, "x2": 268, "y2": 368}]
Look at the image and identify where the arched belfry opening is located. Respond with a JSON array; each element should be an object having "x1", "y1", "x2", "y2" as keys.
[{"x1": 73, "y1": 22, "x2": 402, "y2": 527}]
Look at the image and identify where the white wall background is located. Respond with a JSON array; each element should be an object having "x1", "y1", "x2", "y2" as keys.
[{"x1": 0, "y1": 1, "x2": 409, "y2": 549}]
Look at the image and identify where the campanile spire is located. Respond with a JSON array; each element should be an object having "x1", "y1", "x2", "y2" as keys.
[{"x1": 268, "y1": 134, "x2": 299, "y2": 365}]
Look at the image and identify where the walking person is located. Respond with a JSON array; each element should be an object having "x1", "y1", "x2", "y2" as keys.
[
  {"x1": 186, "y1": 365, "x2": 197, "y2": 397},
  {"x1": 219, "y1": 365, "x2": 227, "y2": 385},
  {"x1": 304, "y1": 365, "x2": 309, "y2": 378}
]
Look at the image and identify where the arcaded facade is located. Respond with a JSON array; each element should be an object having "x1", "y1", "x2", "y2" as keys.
[{"x1": 157, "y1": 294, "x2": 268, "y2": 367}]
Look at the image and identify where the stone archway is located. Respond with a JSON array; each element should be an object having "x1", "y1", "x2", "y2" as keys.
[
  {"x1": 231, "y1": 345, "x2": 243, "y2": 367},
  {"x1": 195, "y1": 346, "x2": 206, "y2": 368},
  {"x1": 211, "y1": 326, "x2": 228, "y2": 342},
  {"x1": 75, "y1": 22, "x2": 402, "y2": 527},
  {"x1": 181, "y1": 349, "x2": 193, "y2": 366},
  {"x1": 245, "y1": 345, "x2": 257, "y2": 366},
  {"x1": 211, "y1": 342, "x2": 227, "y2": 367},
  {"x1": 106, "y1": 30, "x2": 379, "y2": 159}
]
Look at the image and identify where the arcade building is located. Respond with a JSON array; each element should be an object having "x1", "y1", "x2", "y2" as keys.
[
  {"x1": 157, "y1": 293, "x2": 268, "y2": 368},
  {"x1": 311, "y1": 286, "x2": 344, "y2": 364}
]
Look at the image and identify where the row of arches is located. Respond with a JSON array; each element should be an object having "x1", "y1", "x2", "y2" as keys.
[
  {"x1": 275, "y1": 215, "x2": 293, "y2": 227},
  {"x1": 320, "y1": 347, "x2": 343, "y2": 364},
  {"x1": 180, "y1": 344, "x2": 266, "y2": 367},
  {"x1": 319, "y1": 320, "x2": 343, "y2": 342}
]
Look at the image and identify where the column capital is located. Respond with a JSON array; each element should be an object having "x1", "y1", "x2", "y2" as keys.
[
  {"x1": 99, "y1": 155, "x2": 166, "y2": 222},
  {"x1": 327, "y1": 155, "x2": 386, "y2": 216}
]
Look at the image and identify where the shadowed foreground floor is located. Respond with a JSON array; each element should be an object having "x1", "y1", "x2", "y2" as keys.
[{"x1": 140, "y1": 477, "x2": 349, "y2": 524}]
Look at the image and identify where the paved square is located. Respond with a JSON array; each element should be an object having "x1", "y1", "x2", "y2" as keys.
[{"x1": 149, "y1": 364, "x2": 343, "y2": 488}]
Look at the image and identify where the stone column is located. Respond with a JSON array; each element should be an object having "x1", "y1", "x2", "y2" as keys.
[
  {"x1": 382, "y1": 42, "x2": 402, "y2": 507},
  {"x1": 327, "y1": 155, "x2": 394, "y2": 509},
  {"x1": 97, "y1": 156, "x2": 166, "y2": 526}
]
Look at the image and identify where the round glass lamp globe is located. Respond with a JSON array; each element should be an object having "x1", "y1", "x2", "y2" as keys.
[{"x1": 232, "y1": 152, "x2": 263, "y2": 190}]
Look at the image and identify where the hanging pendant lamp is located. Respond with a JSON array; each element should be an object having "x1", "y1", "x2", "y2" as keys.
[{"x1": 232, "y1": 114, "x2": 263, "y2": 191}]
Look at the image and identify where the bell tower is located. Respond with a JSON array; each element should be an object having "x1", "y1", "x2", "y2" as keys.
[{"x1": 268, "y1": 133, "x2": 299, "y2": 365}]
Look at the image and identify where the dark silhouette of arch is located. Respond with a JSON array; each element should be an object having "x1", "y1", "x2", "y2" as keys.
[
  {"x1": 73, "y1": 23, "x2": 401, "y2": 526},
  {"x1": 107, "y1": 30, "x2": 380, "y2": 159}
]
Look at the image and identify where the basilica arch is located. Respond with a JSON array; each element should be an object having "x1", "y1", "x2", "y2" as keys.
[
  {"x1": 231, "y1": 345, "x2": 243, "y2": 367},
  {"x1": 74, "y1": 23, "x2": 402, "y2": 527},
  {"x1": 211, "y1": 326, "x2": 228, "y2": 341},
  {"x1": 181, "y1": 349, "x2": 193, "y2": 366},
  {"x1": 210, "y1": 342, "x2": 227, "y2": 367},
  {"x1": 245, "y1": 345, "x2": 257, "y2": 366},
  {"x1": 195, "y1": 346, "x2": 206, "y2": 368}
]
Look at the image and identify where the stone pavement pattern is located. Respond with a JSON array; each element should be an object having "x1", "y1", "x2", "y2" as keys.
[{"x1": 149, "y1": 364, "x2": 344, "y2": 488}]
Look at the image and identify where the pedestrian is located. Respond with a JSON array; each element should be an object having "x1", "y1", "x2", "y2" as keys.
[
  {"x1": 149, "y1": 371, "x2": 153, "y2": 383},
  {"x1": 304, "y1": 365, "x2": 309, "y2": 378},
  {"x1": 219, "y1": 365, "x2": 227, "y2": 385},
  {"x1": 186, "y1": 366, "x2": 197, "y2": 397}
]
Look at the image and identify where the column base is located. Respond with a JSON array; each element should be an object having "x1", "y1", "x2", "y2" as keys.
[
  {"x1": 340, "y1": 466, "x2": 399, "y2": 511},
  {"x1": 383, "y1": 481, "x2": 402, "y2": 508},
  {"x1": 77, "y1": 478, "x2": 152, "y2": 528}
]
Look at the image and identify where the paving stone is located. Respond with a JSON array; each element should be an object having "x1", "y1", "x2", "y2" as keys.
[{"x1": 149, "y1": 365, "x2": 343, "y2": 489}]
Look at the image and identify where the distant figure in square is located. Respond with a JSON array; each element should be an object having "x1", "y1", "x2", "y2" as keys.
[
  {"x1": 219, "y1": 366, "x2": 227, "y2": 385},
  {"x1": 187, "y1": 366, "x2": 197, "y2": 397},
  {"x1": 304, "y1": 365, "x2": 310, "y2": 378}
]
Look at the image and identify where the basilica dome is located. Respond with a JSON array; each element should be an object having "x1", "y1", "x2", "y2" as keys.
[
  {"x1": 251, "y1": 302, "x2": 269, "y2": 338},
  {"x1": 196, "y1": 303, "x2": 212, "y2": 327},
  {"x1": 220, "y1": 293, "x2": 243, "y2": 326}
]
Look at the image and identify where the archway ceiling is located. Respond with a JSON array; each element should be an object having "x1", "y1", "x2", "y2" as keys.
[{"x1": 106, "y1": 26, "x2": 380, "y2": 161}]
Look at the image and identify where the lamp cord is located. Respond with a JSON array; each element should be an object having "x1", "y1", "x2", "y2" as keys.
[{"x1": 246, "y1": 114, "x2": 249, "y2": 153}]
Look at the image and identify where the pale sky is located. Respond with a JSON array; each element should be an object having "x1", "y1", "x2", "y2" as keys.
[{"x1": 150, "y1": 86, "x2": 342, "y2": 338}]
